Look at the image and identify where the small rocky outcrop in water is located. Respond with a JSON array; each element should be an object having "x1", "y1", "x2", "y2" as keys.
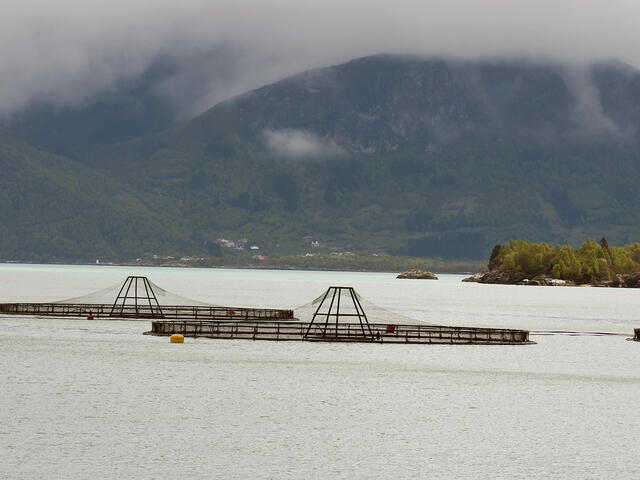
[{"x1": 397, "y1": 269, "x2": 438, "y2": 280}]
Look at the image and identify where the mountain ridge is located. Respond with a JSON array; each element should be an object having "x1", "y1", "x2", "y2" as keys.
[{"x1": 2, "y1": 54, "x2": 640, "y2": 261}]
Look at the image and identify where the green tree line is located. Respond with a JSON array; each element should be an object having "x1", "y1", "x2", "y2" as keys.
[{"x1": 488, "y1": 238, "x2": 640, "y2": 283}]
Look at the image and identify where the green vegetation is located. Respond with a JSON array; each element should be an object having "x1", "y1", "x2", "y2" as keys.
[
  {"x1": 487, "y1": 239, "x2": 640, "y2": 283},
  {"x1": 141, "y1": 251, "x2": 484, "y2": 273},
  {"x1": 0, "y1": 133, "x2": 194, "y2": 262}
]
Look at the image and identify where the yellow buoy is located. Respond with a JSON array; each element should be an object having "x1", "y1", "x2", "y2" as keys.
[{"x1": 170, "y1": 334, "x2": 184, "y2": 344}]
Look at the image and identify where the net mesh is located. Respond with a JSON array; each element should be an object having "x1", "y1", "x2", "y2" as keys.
[
  {"x1": 53, "y1": 280, "x2": 434, "y2": 324},
  {"x1": 54, "y1": 277, "x2": 216, "y2": 306},
  {"x1": 294, "y1": 287, "x2": 436, "y2": 325}
]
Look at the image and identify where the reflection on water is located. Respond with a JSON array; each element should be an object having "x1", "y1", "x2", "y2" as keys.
[{"x1": 1, "y1": 264, "x2": 639, "y2": 479}]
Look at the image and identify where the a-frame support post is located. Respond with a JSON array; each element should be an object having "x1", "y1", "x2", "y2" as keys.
[
  {"x1": 303, "y1": 286, "x2": 373, "y2": 341},
  {"x1": 109, "y1": 276, "x2": 164, "y2": 318}
]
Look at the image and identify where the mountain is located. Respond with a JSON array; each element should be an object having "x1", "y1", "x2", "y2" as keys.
[
  {"x1": 3, "y1": 55, "x2": 640, "y2": 261},
  {"x1": 0, "y1": 132, "x2": 198, "y2": 261}
]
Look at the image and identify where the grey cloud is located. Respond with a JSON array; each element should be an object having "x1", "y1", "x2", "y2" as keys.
[
  {"x1": 2, "y1": 1, "x2": 640, "y2": 117},
  {"x1": 264, "y1": 129, "x2": 347, "y2": 159},
  {"x1": 149, "y1": 46, "x2": 281, "y2": 119}
]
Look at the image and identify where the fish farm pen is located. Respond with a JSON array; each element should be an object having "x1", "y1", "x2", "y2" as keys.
[
  {"x1": 0, "y1": 276, "x2": 293, "y2": 321},
  {"x1": 146, "y1": 286, "x2": 533, "y2": 345},
  {"x1": 0, "y1": 278, "x2": 532, "y2": 345},
  {"x1": 0, "y1": 302, "x2": 293, "y2": 321},
  {"x1": 145, "y1": 320, "x2": 531, "y2": 344}
]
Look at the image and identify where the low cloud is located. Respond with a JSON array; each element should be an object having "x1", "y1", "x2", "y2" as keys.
[
  {"x1": 264, "y1": 129, "x2": 347, "y2": 159},
  {"x1": 3, "y1": 1, "x2": 640, "y2": 117}
]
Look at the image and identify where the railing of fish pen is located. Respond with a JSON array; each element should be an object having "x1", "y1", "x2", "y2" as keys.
[
  {"x1": 0, "y1": 303, "x2": 294, "y2": 321},
  {"x1": 0, "y1": 303, "x2": 109, "y2": 317},
  {"x1": 149, "y1": 320, "x2": 531, "y2": 344}
]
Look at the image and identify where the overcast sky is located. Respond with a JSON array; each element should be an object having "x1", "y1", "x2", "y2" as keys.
[{"x1": 2, "y1": 0, "x2": 639, "y2": 116}]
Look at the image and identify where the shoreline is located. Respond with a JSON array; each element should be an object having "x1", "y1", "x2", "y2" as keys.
[
  {"x1": 463, "y1": 271, "x2": 640, "y2": 288},
  {"x1": 0, "y1": 258, "x2": 484, "y2": 275},
  {"x1": 0, "y1": 260, "x2": 477, "y2": 276}
]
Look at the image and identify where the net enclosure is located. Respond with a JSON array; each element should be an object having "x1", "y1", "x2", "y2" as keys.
[
  {"x1": 0, "y1": 275, "x2": 294, "y2": 321},
  {"x1": 294, "y1": 286, "x2": 437, "y2": 326},
  {"x1": 0, "y1": 278, "x2": 532, "y2": 344},
  {"x1": 54, "y1": 275, "x2": 213, "y2": 307},
  {"x1": 147, "y1": 286, "x2": 533, "y2": 345}
]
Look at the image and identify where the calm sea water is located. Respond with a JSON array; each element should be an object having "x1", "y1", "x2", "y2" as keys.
[{"x1": 1, "y1": 264, "x2": 639, "y2": 479}]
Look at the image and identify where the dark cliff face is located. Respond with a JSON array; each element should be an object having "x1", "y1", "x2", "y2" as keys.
[
  {"x1": 195, "y1": 55, "x2": 628, "y2": 154},
  {"x1": 3, "y1": 55, "x2": 640, "y2": 261},
  {"x1": 230, "y1": 57, "x2": 474, "y2": 153}
]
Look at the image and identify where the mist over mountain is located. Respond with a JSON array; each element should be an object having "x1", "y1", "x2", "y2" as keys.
[
  {"x1": 2, "y1": 1, "x2": 640, "y2": 118},
  {"x1": 2, "y1": 54, "x2": 640, "y2": 261}
]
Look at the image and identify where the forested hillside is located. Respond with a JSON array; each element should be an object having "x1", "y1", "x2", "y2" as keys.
[{"x1": 2, "y1": 55, "x2": 640, "y2": 261}]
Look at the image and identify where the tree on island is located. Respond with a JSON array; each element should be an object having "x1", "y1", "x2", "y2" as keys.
[{"x1": 484, "y1": 238, "x2": 640, "y2": 285}]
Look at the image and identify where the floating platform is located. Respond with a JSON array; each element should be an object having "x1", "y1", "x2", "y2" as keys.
[
  {"x1": 145, "y1": 320, "x2": 532, "y2": 344},
  {"x1": 144, "y1": 286, "x2": 533, "y2": 345},
  {"x1": 0, "y1": 276, "x2": 293, "y2": 321},
  {"x1": 0, "y1": 302, "x2": 293, "y2": 321},
  {"x1": 1, "y1": 279, "x2": 532, "y2": 345}
]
